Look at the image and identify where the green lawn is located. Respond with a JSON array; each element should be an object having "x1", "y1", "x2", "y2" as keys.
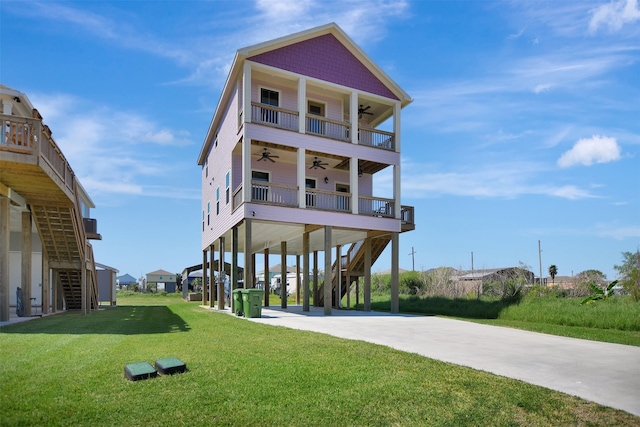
[{"x1": 1, "y1": 293, "x2": 638, "y2": 426}]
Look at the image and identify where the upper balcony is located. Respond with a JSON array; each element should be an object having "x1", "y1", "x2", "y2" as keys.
[
  {"x1": 249, "y1": 102, "x2": 395, "y2": 151},
  {"x1": 1, "y1": 112, "x2": 75, "y2": 205},
  {"x1": 1, "y1": 112, "x2": 101, "y2": 239}
]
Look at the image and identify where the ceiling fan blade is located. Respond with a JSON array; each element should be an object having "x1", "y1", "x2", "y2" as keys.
[{"x1": 268, "y1": 157, "x2": 276, "y2": 163}]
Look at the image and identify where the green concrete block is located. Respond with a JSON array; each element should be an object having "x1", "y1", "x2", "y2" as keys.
[
  {"x1": 124, "y1": 362, "x2": 157, "y2": 381},
  {"x1": 155, "y1": 357, "x2": 187, "y2": 375}
]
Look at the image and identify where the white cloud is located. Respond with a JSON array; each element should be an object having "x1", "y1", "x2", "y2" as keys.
[
  {"x1": 533, "y1": 83, "x2": 552, "y2": 94},
  {"x1": 589, "y1": 0, "x2": 640, "y2": 33},
  {"x1": 595, "y1": 224, "x2": 640, "y2": 239},
  {"x1": 29, "y1": 93, "x2": 198, "y2": 199},
  {"x1": 557, "y1": 135, "x2": 621, "y2": 168},
  {"x1": 397, "y1": 161, "x2": 597, "y2": 200}
]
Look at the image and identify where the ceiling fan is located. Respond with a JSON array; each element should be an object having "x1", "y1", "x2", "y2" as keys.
[
  {"x1": 358, "y1": 104, "x2": 373, "y2": 119},
  {"x1": 309, "y1": 157, "x2": 329, "y2": 170},
  {"x1": 257, "y1": 148, "x2": 279, "y2": 163}
]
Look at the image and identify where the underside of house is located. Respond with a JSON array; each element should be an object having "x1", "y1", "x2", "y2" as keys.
[{"x1": 0, "y1": 85, "x2": 101, "y2": 321}]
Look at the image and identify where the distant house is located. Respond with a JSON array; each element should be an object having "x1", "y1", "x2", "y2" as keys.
[
  {"x1": 196, "y1": 23, "x2": 414, "y2": 315},
  {"x1": 146, "y1": 269, "x2": 176, "y2": 293},
  {"x1": 1, "y1": 85, "x2": 102, "y2": 320},
  {"x1": 456, "y1": 267, "x2": 535, "y2": 294},
  {"x1": 117, "y1": 274, "x2": 138, "y2": 289}
]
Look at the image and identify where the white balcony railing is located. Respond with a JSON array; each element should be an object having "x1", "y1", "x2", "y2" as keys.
[
  {"x1": 305, "y1": 116, "x2": 350, "y2": 142},
  {"x1": 251, "y1": 103, "x2": 298, "y2": 131}
]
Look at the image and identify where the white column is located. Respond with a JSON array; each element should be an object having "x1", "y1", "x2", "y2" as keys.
[
  {"x1": 243, "y1": 138, "x2": 252, "y2": 203},
  {"x1": 394, "y1": 164, "x2": 401, "y2": 219},
  {"x1": 243, "y1": 61, "x2": 252, "y2": 124},
  {"x1": 298, "y1": 148, "x2": 306, "y2": 208},
  {"x1": 298, "y1": 77, "x2": 306, "y2": 134},
  {"x1": 350, "y1": 157, "x2": 359, "y2": 214},
  {"x1": 394, "y1": 101, "x2": 401, "y2": 152},
  {"x1": 350, "y1": 92, "x2": 358, "y2": 144}
]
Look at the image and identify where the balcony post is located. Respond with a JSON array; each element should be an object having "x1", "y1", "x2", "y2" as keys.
[
  {"x1": 394, "y1": 101, "x2": 401, "y2": 153},
  {"x1": 242, "y1": 138, "x2": 252, "y2": 203},
  {"x1": 298, "y1": 77, "x2": 306, "y2": 134},
  {"x1": 243, "y1": 62, "x2": 252, "y2": 124},
  {"x1": 350, "y1": 92, "x2": 358, "y2": 144},
  {"x1": 350, "y1": 157, "x2": 359, "y2": 214},
  {"x1": 297, "y1": 148, "x2": 306, "y2": 208},
  {"x1": 394, "y1": 164, "x2": 401, "y2": 219}
]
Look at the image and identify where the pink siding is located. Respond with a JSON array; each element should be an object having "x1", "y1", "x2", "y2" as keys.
[
  {"x1": 244, "y1": 204, "x2": 400, "y2": 233},
  {"x1": 248, "y1": 34, "x2": 398, "y2": 101},
  {"x1": 252, "y1": 78, "x2": 298, "y2": 111},
  {"x1": 202, "y1": 86, "x2": 242, "y2": 249}
]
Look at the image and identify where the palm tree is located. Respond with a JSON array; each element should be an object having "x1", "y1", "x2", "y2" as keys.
[{"x1": 548, "y1": 265, "x2": 558, "y2": 285}]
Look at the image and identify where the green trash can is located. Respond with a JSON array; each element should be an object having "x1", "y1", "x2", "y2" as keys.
[
  {"x1": 242, "y1": 289, "x2": 264, "y2": 318},
  {"x1": 232, "y1": 289, "x2": 243, "y2": 316}
]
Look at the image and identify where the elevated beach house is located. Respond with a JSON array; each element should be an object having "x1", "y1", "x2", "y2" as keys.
[
  {"x1": 197, "y1": 23, "x2": 414, "y2": 314},
  {"x1": 1, "y1": 85, "x2": 101, "y2": 321}
]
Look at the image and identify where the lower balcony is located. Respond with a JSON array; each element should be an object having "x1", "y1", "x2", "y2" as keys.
[{"x1": 232, "y1": 182, "x2": 415, "y2": 229}]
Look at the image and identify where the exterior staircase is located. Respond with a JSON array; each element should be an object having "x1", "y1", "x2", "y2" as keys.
[
  {"x1": 316, "y1": 235, "x2": 391, "y2": 306},
  {"x1": 1, "y1": 105, "x2": 98, "y2": 313}
]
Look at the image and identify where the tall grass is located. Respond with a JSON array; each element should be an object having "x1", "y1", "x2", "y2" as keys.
[{"x1": 1, "y1": 293, "x2": 638, "y2": 426}]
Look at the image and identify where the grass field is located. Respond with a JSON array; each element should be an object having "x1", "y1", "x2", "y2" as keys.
[{"x1": 1, "y1": 292, "x2": 638, "y2": 426}]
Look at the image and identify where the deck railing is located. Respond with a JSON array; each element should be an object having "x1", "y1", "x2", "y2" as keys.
[
  {"x1": 305, "y1": 116, "x2": 350, "y2": 142},
  {"x1": 359, "y1": 128, "x2": 395, "y2": 150},
  {"x1": 1, "y1": 113, "x2": 75, "y2": 193},
  {"x1": 305, "y1": 188, "x2": 351, "y2": 212},
  {"x1": 251, "y1": 181, "x2": 298, "y2": 206},
  {"x1": 358, "y1": 195, "x2": 395, "y2": 218},
  {"x1": 251, "y1": 102, "x2": 298, "y2": 131},
  {"x1": 248, "y1": 103, "x2": 394, "y2": 151}
]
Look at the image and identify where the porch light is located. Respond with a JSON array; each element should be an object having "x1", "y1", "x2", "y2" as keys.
[{"x1": 324, "y1": 177, "x2": 329, "y2": 184}]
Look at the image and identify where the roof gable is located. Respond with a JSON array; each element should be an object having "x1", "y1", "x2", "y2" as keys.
[{"x1": 248, "y1": 33, "x2": 399, "y2": 101}]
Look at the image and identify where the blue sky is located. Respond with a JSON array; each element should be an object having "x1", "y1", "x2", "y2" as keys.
[{"x1": 1, "y1": 0, "x2": 638, "y2": 281}]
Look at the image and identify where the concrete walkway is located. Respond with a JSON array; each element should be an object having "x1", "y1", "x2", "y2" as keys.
[{"x1": 247, "y1": 305, "x2": 640, "y2": 417}]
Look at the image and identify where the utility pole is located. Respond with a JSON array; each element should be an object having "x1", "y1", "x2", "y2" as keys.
[
  {"x1": 408, "y1": 247, "x2": 416, "y2": 271},
  {"x1": 538, "y1": 240, "x2": 543, "y2": 286}
]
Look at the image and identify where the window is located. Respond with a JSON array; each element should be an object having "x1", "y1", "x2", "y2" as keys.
[
  {"x1": 225, "y1": 171, "x2": 230, "y2": 204},
  {"x1": 252, "y1": 171, "x2": 269, "y2": 201},
  {"x1": 207, "y1": 202, "x2": 210, "y2": 225},
  {"x1": 305, "y1": 178, "x2": 317, "y2": 207},
  {"x1": 216, "y1": 187, "x2": 220, "y2": 215},
  {"x1": 260, "y1": 88, "x2": 279, "y2": 124},
  {"x1": 307, "y1": 100, "x2": 325, "y2": 135}
]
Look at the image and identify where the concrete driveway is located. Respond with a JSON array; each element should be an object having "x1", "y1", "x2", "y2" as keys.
[{"x1": 247, "y1": 305, "x2": 640, "y2": 417}]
